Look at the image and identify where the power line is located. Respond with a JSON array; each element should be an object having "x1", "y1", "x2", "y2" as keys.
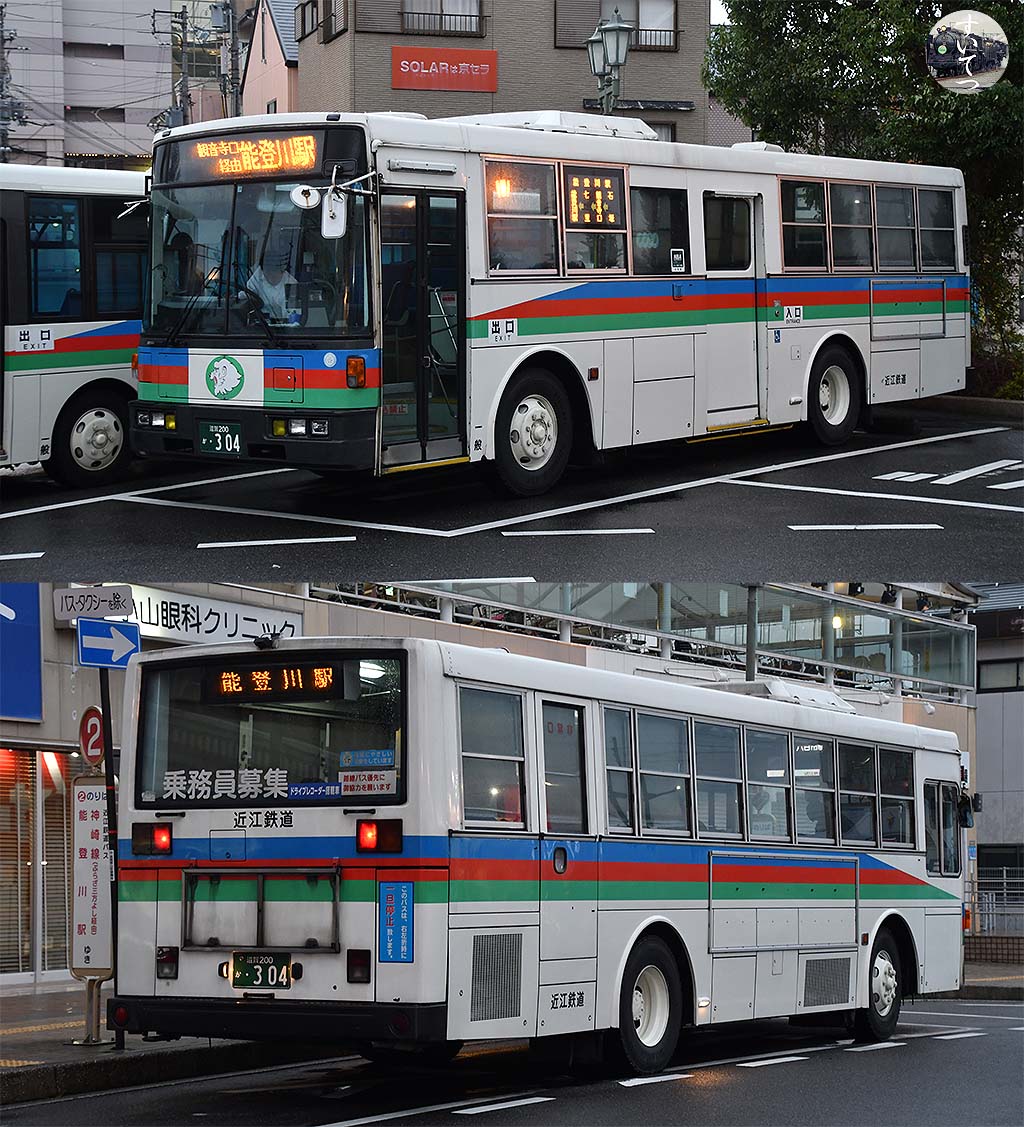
[{"x1": 1, "y1": 3, "x2": 30, "y2": 162}]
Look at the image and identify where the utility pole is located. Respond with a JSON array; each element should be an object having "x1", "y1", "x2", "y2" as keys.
[
  {"x1": 177, "y1": 6, "x2": 190, "y2": 125},
  {"x1": 0, "y1": 4, "x2": 29, "y2": 163},
  {"x1": 211, "y1": 2, "x2": 241, "y2": 117}
]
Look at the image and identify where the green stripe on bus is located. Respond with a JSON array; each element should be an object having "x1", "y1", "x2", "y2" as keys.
[
  {"x1": 5, "y1": 348, "x2": 135, "y2": 372},
  {"x1": 120, "y1": 880, "x2": 178, "y2": 902},
  {"x1": 600, "y1": 880, "x2": 706, "y2": 901},
  {"x1": 860, "y1": 883, "x2": 958, "y2": 900},
  {"x1": 138, "y1": 385, "x2": 188, "y2": 402},
  {"x1": 263, "y1": 388, "x2": 379, "y2": 410}
]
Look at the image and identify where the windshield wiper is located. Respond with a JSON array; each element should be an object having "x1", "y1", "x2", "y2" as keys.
[{"x1": 164, "y1": 264, "x2": 222, "y2": 349}]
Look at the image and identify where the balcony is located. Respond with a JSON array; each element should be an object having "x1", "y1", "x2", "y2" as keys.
[
  {"x1": 400, "y1": 8, "x2": 485, "y2": 36},
  {"x1": 630, "y1": 27, "x2": 678, "y2": 51}
]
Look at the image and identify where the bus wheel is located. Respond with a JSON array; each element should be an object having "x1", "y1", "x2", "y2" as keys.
[
  {"x1": 854, "y1": 929, "x2": 902, "y2": 1041},
  {"x1": 45, "y1": 390, "x2": 131, "y2": 488},
  {"x1": 617, "y1": 936, "x2": 682, "y2": 1074},
  {"x1": 492, "y1": 368, "x2": 573, "y2": 496},
  {"x1": 807, "y1": 346, "x2": 861, "y2": 445}
]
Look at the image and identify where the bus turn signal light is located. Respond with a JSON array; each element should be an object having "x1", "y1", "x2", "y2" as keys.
[
  {"x1": 132, "y1": 822, "x2": 173, "y2": 855},
  {"x1": 356, "y1": 819, "x2": 403, "y2": 853},
  {"x1": 347, "y1": 356, "x2": 366, "y2": 388}
]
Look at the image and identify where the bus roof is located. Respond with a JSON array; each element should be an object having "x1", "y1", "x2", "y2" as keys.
[
  {"x1": 156, "y1": 110, "x2": 964, "y2": 189},
  {"x1": 0, "y1": 164, "x2": 148, "y2": 196}
]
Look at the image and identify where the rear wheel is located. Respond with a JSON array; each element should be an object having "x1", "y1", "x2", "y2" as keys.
[
  {"x1": 44, "y1": 389, "x2": 132, "y2": 488},
  {"x1": 616, "y1": 936, "x2": 682, "y2": 1075},
  {"x1": 491, "y1": 367, "x2": 573, "y2": 496},
  {"x1": 806, "y1": 345, "x2": 861, "y2": 446},
  {"x1": 854, "y1": 929, "x2": 902, "y2": 1041}
]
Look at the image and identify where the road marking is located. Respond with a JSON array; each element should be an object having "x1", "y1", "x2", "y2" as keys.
[
  {"x1": 895, "y1": 1028, "x2": 973, "y2": 1039},
  {"x1": 874, "y1": 471, "x2": 939, "y2": 482},
  {"x1": 196, "y1": 535, "x2": 357, "y2": 549},
  {"x1": 0, "y1": 551, "x2": 45, "y2": 561},
  {"x1": 454, "y1": 1097, "x2": 556, "y2": 1114},
  {"x1": 619, "y1": 1073, "x2": 694, "y2": 1087},
  {"x1": 317, "y1": 1094, "x2": 540, "y2": 1126},
  {"x1": 931, "y1": 459, "x2": 1024, "y2": 485},
  {"x1": 0, "y1": 1020, "x2": 83, "y2": 1035},
  {"x1": 845, "y1": 1042, "x2": 905, "y2": 1052},
  {"x1": 908, "y1": 1010, "x2": 1024, "y2": 1020},
  {"x1": 0, "y1": 1059, "x2": 45, "y2": 1067},
  {"x1": 787, "y1": 523, "x2": 943, "y2": 531},
  {"x1": 730, "y1": 479, "x2": 1024, "y2": 515},
  {"x1": 676, "y1": 1041, "x2": 849, "y2": 1073},
  {"x1": 1010, "y1": 1027, "x2": 1024, "y2": 1031},
  {"x1": 501, "y1": 528, "x2": 656, "y2": 537},
  {"x1": 935, "y1": 1032, "x2": 987, "y2": 1040},
  {"x1": 988, "y1": 479, "x2": 1024, "y2": 490},
  {"x1": 736, "y1": 1055, "x2": 808, "y2": 1067}
]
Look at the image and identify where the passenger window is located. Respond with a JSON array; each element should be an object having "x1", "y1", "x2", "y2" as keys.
[
  {"x1": 746, "y1": 728, "x2": 791, "y2": 840},
  {"x1": 29, "y1": 196, "x2": 82, "y2": 316},
  {"x1": 542, "y1": 702, "x2": 588, "y2": 834},
  {"x1": 703, "y1": 195, "x2": 750, "y2": 270},
  {"x1": 794, "y1": 735, "x2": 836, "y2": 842},
  {"x1": 924, "y1": 782, "x2": 940, "y2": 872},
  {"x1": 781, "y1": 180, "x2": 827, "y2": 268},
  {"x1": 630, "y1": 187, "x2": 689, "y2": 275},
  {"x1": 876, "y1": 186, "x2": 917, "y2": 269},
  {"x1": 638, "y1": 712, "x2": 690, "y2": 833},
  {"x1": 694, "y1": 721, "x2": 741, "y2": 835},
  {"x1": 92, "y1": 197, "x2": 147, "y2": 314},
  {"x1": 562, "y1": 165, "x2": 627, "y2": 271},
  {"x1": 940, "y1": 782, "x2": 960, "y2": 875},
  {"x1": 839, "y1": 743, "x2": 877, "y2": 845},
  {"x1": 604, "y1": 707, "x2": 634, "y2": 831},
  {"x1": 918, "y1": 188, "x2": 956, "y2": 269},
  {"x1": 485, "y1": 160, "x2": 558, "y2": 272},
  {"x1": 829, "y1": 182, "x2": 873, "y2": 268},
  {"x1": 879, "y1": 748, "x2": 915, "y2": 846},
  {"x1": 459, "y1": 688, "x2": 526, "y2": 826}
]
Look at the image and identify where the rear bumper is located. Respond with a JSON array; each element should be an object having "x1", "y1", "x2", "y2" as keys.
[
  {"x1": 107, "y1": 994, "x2": 448, "y2": 1043},
  {"x1": 130, "y1": 402, "x2": 377, "y2": 471}
]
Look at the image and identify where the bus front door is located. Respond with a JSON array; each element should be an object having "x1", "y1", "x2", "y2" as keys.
[{"x1": 379, "y1": 191, "x2": 466, "y2": 470}]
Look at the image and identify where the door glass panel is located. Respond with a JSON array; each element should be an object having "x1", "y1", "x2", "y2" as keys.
[
  {"x1": 542, "y1": 702, "x2": 587, "y2": 834},
  {"x1": 425, "y1": 195, "x2": 460, "y2": 443},
  {"x1": 381, "y1": 194, "x2": 420, "y2": 445}
]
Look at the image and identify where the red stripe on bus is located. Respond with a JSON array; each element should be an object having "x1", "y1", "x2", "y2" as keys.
[
  {"x1": 450, "y1": 858, "x2": 538, "y2": 882},
  {"x1": 712, "y1": 864, "x2": 856, "y2": 884},
  {"x1": 54, "y1": 333, "x2": 140, "y2": 354},
  {"x1": 138, "y1": 365, "x2": 188, "y2": 384},
  {"x1": 599, "y1": 861, "x2": 706, "y2": 883},
  {"x1": 262, "y1": 367, "x2": 382, "y2": 390}
]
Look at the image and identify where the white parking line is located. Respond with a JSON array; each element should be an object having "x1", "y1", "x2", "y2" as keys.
[
  {"x1": 988, "y1": 479, "x2": 1024, "y2": 490},
  {"x1": 454, "y1": 1097, "x2": 556, "y2": 1115},
  {"x1": 931, "y1": 459, "x2": 1024, "y2": 485},
  {"x1": 501, "y1": 528, "x2": 655, "y2": 537},
  {"x1": 730, "y1": 479, "x2": 1024, "y2": 515},
  {"x1": 787, "y1": 523, "x2": 943, "y2": 531},
  {"x1": 845, "y1": 1042, "x2": 905, "y2": 1052},
  {"x1": 874, "y1": 471, "x2": 939, "y2": 482},
  {"x1": 935, "y1": 1032, "x2": 987, "y2": 1040},
  {"x1": 0, "y1": 551, "x2": 45, "y2": 561},
  {"x1": 196, "y1": 535, "x2": 357, "y2": 549},
  {"x1": 319, "y1": 1094, "x2": 540, "y2": 1127},
  {"x1": 1011, "y1": 1027, "x2": 1024, "y2": 1031},
  {"x1": 736, "y1": 1055, "x2": 808, "y2": 1067},
  {"x1": 619, "y1": 1073, "x2": 694, "y2": 1087},
  {"x1": 908, "y1": 1011, "x2": 1023, "y2": 1020}
]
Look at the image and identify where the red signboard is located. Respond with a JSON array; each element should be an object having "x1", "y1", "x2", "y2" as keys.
[
  {"x1": 392, "y1": 46, "x2": 498, "y2": 92},
  {"x1": 79, "y1": 707, "x2": 104, "y2": 767}
]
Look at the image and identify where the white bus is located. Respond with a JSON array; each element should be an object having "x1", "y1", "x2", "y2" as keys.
[
  {"x1": 1, "y1": 164, "x2": 147, "y2": 487},
  {"x1": 130, "y1": 110, "x2": 969, "y2": 495},
  {"x1": 108, "y1": 638, "x2": 966, "y2": 1073}
]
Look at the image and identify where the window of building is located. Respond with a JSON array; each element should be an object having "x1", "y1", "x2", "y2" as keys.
[
  {"x1": 28, "y1": 197, "x2": 82, "y2": 317},
  {"x1": 918, "y1": 188, "x2": 956, "y2": 269},
  {"x1": 876, "y1": 186, "x2": 917, "y2": 269},
  {"x1": 604, "y1": 707, "x2": 634, "y2": 831},
  {"x1": 485, "y1": 160, "x2": 558, "y2": 273},
  {"x1": 64, "y1": 42, "x2": 124, "y2": 60},
  {"x1": 630, "y1": 187, "x2": 688, "y2": 275},
  {"x1": 266, "y1": 99, "x2": 277, "y2": 114},
  {"x1": 781, "y1": 180, "x2": 827, "y2": 268},
  {"x1": 324, "y1": 0, "x2": 348, "y2": 39},
  {"x1": 978, "y1": 659, "x2": 1024, "y2": 691},
  {"x1": 459, "y1": 688, "x2": 526, "y2": 826},
  {"x1": 703, "y1": 195, "x2": 750, "y2": 271},
  {"x1": 746, "y1": 728, "x2": 791, "y2": 840},
  {"x1": 878, "y1": 747, "x2": 914, "y2": 846},
  {"x1": 794, "y1": 735, "x2": 836, "y2": 842},
  {"x1": 695, "y1": 721, "x2": 741, "y2": 835},
  {"x1": 839, "y1": 742, "x2": 877, "y2": 845},
  {"x1": 0, "y1": 748, "x2": 36, "y2": 973},
  {"x1": 602, "y1": 0, "x2": 676, "y2": 49},
  {"x1": 542, "y1": 702, "x2": 588, "y2": 834},
  {"x1": 637, "y1": 712, "x2": 690, "y2": 833},
  {"x1": 829, "y1": 182, "x2": 873, "y2": 268},
  {"x1": 562, "y1": 164, "x2": 627, "y2": 271},
  {"x1": 294, "y1": 0, "x2": 320, "y2": 42},
  {"x1": 401, "y1": 0, "x2": 481, "y2": 35},
  {"x1": 65, "y1": 107, "x2": 125, "y2": 123},
  {"x1": 647, "y1": 122, "x2": 675, "y2": 142}
]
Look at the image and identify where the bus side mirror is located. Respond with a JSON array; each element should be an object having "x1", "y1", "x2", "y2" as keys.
[
  {"x1": 321, "y1": 189, "x2": 347, "y2": 240},
  {"x1": 958, "y1": 795, "x2": 975, "y2": 828},
  {"x1": 972, "y1": 792, "x2": 983, "y2": 812}
]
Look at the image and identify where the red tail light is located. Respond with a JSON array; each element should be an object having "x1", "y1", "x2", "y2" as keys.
[
  {"x1": 132, "y1": 822, "x2": 173, "y2": 856},
  {"x1": 152, "y1": 825, "x2": 172, "y2": 853},
  {"x1": 356, "y1": 819, "x2": 403, "y2": 853},
  {"x1": 358, "y1": 821, "x2": 378, "y2": 851}
]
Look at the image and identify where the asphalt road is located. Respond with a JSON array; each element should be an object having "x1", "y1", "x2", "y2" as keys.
[
  {"x1": 5, "y1": 1000, "x2": 1022, "y2": 1127},
  {"x1": 2, "y1": 408, "x2": 1022, "y2": 580}
]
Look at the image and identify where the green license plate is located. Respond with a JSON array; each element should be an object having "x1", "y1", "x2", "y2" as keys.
[
  {"x1": 199, "y1": 421, "x2": 242, "y2": 455},
  {"x1": 231, "y1": 951, "x2": 291, "y2": 990}
]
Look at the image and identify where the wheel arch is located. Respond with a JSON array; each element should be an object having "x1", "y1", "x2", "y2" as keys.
[
  {"x1": 46, "y1": 375, "x2": 137, "y2": 432},
  {"x1": 868, "y1": 911, "x2": 921, "y2": 1000},
  {"x1": 801, "y1": 332, "x2": 868, "y2": 423},
  {"x1": 609, "y1": 918, "x2": 697, "y2": 1029},
  {"x1": 484, "y1": 347, "x2": 596, "y2": 462}
]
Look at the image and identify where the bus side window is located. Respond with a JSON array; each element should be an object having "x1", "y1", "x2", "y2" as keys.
[
  {"x1": 702, "y1": 195, "x2": 750, "y2": 271},
  {"x1": 542, "y1": 701, "x2": 588, "y2": 834},
  {"x1": 28, "y1": 196, "x2": 82, "y2": 316},
  {"x1": 940, "y1": 782, "x2": 961, "y2": 875},
  {"x1": 459, "y1": 687, "x2": 526, "y2": 827},
  {"x1": 924, "y1": 782, "x2": 940, "y2": 873},
  {"x1": 91, "y1": 197, "x2": 147, "y2": 315},
  {"x1": 630, "y1": 187, "x2": 689, "y2": 275}
]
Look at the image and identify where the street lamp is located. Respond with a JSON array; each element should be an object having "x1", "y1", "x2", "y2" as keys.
[{"x1": 587, "y1": 7, "x2": 634, "y2": 115}]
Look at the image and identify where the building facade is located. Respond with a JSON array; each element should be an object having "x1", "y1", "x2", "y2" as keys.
[
  {"x1": 240, "y1": 0, "x2": 299, "y2": 116},
  {"x1": 292, "y1": 0, "x2": 710, "y2": 144}
]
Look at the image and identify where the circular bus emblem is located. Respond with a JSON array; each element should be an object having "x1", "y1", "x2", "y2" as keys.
[
  {"x1": 927, "y1": 10, "x2": 1008, "y2": 93},
  {"x1": 205, "y1": 355, "x2": 245, "y2": 399}
]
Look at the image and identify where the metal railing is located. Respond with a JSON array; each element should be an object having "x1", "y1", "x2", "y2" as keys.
[
  {"x1": 970, "y1": 868, "x2": 1024, "y2": 935},
  {"x1": 400, "y1": 8, "x2": 485, "y2": 36},
  {"x1": 630, "y1": 27, "x2": 678, "y2": 50}
]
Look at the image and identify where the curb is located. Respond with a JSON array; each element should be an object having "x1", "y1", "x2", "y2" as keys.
[
  {"x1": 923, "y1": 395, "x2": 1024, "y2": 425},
  {"x1": 0, "y1": 1039, "x2": 345, "y2": 1106},
  {"x1": 926, "y1": 985, "x2": 1024, "y2": 1002}
]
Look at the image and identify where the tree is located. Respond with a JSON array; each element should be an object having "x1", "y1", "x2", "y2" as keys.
[{"x1": 704, "y1": 1, "x2": 1023, "y2": 395}]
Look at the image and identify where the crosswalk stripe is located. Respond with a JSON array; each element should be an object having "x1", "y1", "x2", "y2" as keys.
[
  {"x1": 873, "y1": 471, "x2": 938, "y2": 482},
  {"x1": 931, "y1": 459, "x2": 1024, "y2": 486},
  {"x1": 988, "y1": 480, "x2": 1024, "y2": 490},
  {"x1": 935, "y1": 1031, "x2": 987, "y2": 1040}
]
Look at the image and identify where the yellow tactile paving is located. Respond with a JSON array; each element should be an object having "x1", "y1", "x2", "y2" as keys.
[
  {"x1": 1, "y1": 1020, "x2": 83, "y2": 1036},
  {"x1": 0, "y1": 1059, "x2": 45, "y2": 1068}
]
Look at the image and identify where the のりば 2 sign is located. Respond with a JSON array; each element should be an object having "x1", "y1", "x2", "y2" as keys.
[{"x1": 391, "y1": 46, "x2": 498, "y2": 91}]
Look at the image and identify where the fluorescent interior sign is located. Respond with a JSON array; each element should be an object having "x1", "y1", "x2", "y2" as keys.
[{"x1": 192, "y1": 134, "x2": 318, "y2": 177}]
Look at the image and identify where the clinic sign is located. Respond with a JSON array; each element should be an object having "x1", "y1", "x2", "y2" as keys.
[
  {"x1": 72, "y1": 778, "x2": 113, "y2": 976},
  {"x1": 392, "y1": 46, "x2": 498, "y2": 92}
]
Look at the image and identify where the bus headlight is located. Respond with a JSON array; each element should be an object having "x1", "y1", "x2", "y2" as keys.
[
  {"x1": 288, "y1": 419, "x2": 307, "y2": 436},
  {"x1": 137, "y1": 411, "x2": 151, "y2": 427},
  {"x1": 310, "y1": 419, "x2": 328, "y2": 436},
  {"x1": 151, "y1": 411, "x2": 165, "y2": 428}
]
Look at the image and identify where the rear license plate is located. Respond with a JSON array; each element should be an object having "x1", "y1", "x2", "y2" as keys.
[
  {"x1": 231, "y1": 951, "x2": 291, "y2": 990},
  {"x1": 199, "y1": 421, "x2": 242, "y2": 455}
]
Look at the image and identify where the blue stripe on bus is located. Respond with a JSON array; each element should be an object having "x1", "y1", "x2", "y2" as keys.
[
  {"x1": 118, "y1": 833, "x2": 450, "y2": 862},
  {"x1": 71, "y1": 319, "x2": 142, "y2": 338}
]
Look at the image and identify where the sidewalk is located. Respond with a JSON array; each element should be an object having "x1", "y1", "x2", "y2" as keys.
[{"x1": 3, "y1": 964, "x2": 1022, "y2": 1105}]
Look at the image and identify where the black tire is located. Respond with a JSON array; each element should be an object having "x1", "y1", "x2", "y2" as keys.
[
  {"x1": 491, "y1": 367, "x2": 573, "y2": 496},
  {"x1": 806, "y1": 345, "x2": 862, "y2": 446},
  {"x1": 358, "y1": 1040, "x2": 463, "y2": 1067},
  {"x1": 44, "y1": 388, "x2": 132, "y2": 488},
  {"x1": 854, "y1": 928, "x2": 903, "y2": 1041},
  {"x1": 616, "y1": 936, "x2": 683, "y2": 1075}
]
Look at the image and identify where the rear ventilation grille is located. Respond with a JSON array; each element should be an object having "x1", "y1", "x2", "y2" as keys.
[
  {"x1": 470, "y1": 932, "x2": 522, "y2": 1022},
  {"x1": 803, "y1": 957, "x2": 851, "y2": 1008}
]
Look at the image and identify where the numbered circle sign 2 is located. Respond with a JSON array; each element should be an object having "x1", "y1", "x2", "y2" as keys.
[{"x1": 79, "y1": 706, "x2": 104, "y2": 767}]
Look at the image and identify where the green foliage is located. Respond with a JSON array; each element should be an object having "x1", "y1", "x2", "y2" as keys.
[{"x1": 704, "y1": 1, "x2": 1024, "y2": 396}]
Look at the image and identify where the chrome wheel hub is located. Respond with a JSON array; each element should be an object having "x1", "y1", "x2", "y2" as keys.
[
  {"x1": 70, "y1": 408, "x2": 123, "y2": 472},
  {"x1": 509, "y1": 394, "x2": 557, "y2": 470},
  {"x1": 872, "y1": 950, "x2": 898, "y2": 1016}
]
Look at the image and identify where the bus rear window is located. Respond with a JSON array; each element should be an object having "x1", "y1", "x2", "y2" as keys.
[{"x1": 136, "y1": 654, "x2": 405, "y2": 806}]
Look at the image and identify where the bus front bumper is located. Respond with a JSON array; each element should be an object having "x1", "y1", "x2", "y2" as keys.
[
  {"x1": 107, "y1": 995, "x2": 449, "y2": 1043},
  {"x1": 130, "y1": 403, "x2": 377, "y2": 471}
]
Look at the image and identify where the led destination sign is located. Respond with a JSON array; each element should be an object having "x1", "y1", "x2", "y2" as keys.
[
  {"x1": 210, "y1": 662, "x2": 338, "y2": 702},
  {"x1": 563, "y1": 165, "x2": 624, "y2": 227},
  {"x1": 189, "y1": 133, "x2": 320, "y2": 178}
]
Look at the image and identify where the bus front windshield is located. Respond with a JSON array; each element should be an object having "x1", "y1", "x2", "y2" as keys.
[{"x1": 147, "y1": 181, "x2": 370, "y2": 340}]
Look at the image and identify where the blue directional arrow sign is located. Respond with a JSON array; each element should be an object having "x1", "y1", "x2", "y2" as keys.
[{"x1": 77, "y1": 618, "x2": 141, "y2": 669}]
